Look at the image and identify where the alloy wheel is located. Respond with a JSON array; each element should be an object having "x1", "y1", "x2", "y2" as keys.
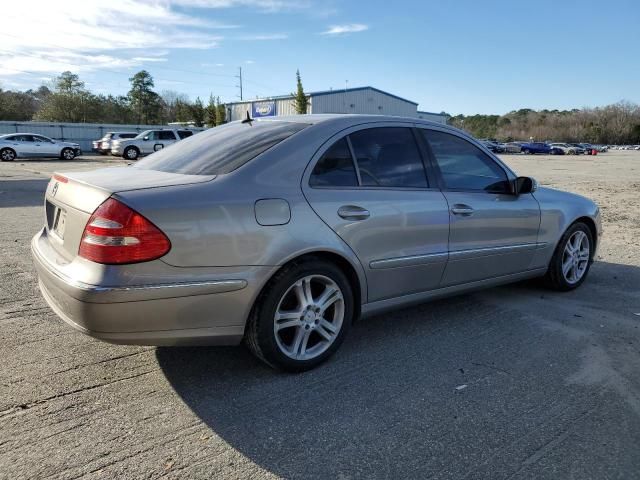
[
  {"x1": 562, "y1": 230, "x2": 590, "y2": 284},
  {"x1": 273, "y1": 275, "x2": 344, "y2": 361},
  {"x1": 1, "y1": 149, "x2": 15, "y2": 161}
]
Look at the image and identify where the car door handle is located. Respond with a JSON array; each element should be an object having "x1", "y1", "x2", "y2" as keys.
[
  {"x1": 451, "y1": 204, "x2": 474, "y2": 216},
  {"x1": 338, "y1": 205, "x2": 370, "y2": 220}
]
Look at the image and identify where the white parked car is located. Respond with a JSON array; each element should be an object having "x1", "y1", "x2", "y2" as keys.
[
  {"x1": 111, "y1": 129, "x2": 197, "y2": 160},
  {"x1": 92, "y1": 132, "x2": 138, "y2": 155},
  {"x1": 0, "y1": 134, "x2": 81, "y2": 161}
]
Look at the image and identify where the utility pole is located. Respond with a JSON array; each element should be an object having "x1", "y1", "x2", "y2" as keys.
[{"x1": 236, "y1": 67, "x2": 243, "y2": 101}]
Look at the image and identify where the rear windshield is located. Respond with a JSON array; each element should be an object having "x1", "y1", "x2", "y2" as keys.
[{"x1": 134, "y1": 121, "x2": 309, "y2": 175}]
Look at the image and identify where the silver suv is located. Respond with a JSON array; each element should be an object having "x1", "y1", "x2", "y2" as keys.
[
  {"x1": 111, "y1": 129, "x2": 197, "y2": 160},
  {"x1": 92, "y1": 132, "x2": 137, "y2": 155}
]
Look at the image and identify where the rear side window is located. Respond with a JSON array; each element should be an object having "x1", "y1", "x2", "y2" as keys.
[
  {"x1": 178, "y1": 130, "x2": 194, "y2": 139},
  {"x1": 310, "y1": 138, "x2": 358, "y2": 187},
  {"x1": 134, "y1": 121, "x2": 309, "y2": 175},
  {"x1": 349, "y1": 127, "x2": 428, "y2": 188},
  {"x1": 421, "y1": 130, "x2": 510, "y2": 193},
  {"x1": 158, "y1": 131, "x2": 176, "y2": 140},
  {"x1": 119, "y1": 133, "x2": 137, "y2": 139}
]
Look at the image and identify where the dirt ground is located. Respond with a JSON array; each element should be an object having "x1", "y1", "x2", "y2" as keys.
[{"x1": 0, "y1": 151, "x2": 639, "y2": 479}]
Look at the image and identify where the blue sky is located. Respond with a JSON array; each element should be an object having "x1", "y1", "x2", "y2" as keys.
[{"x1": 2, "y1": 0, "x2": 639, "y2": 114}]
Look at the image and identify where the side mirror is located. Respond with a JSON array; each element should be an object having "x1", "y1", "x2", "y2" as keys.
[
  {"x1": 143, "y1": 136, "x2": 149, "y2": 141},
  {"x1": 515, "y1": 176, "x2": 537, "y2": 194}
]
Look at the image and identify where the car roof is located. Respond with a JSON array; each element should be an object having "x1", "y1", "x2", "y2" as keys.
[
  {"x1": 249, "y1": 114, "x2": 466, "y2": 137},
  {"x1": 1, "y1": 132, "x2": 47, "y2": 137}
]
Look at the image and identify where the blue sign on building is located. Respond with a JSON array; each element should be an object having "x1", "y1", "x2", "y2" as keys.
[{"x1": 252, "y1": 101, "x2": 277, "y2": 117}]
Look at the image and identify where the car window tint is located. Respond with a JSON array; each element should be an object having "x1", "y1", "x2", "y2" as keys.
[
  {"x1": 134, "y1": 121, "x2": 309, "y2": 175},
  {"x1": 178, "y1": 130, "x2": 193, "y2": 139},
  {"x1": 16, "y1": 135, "x2": 34, "y2": 142},
  {"x1": 158, "y1": 131, "x2": 175, "y2": 140},
  {"x1": 349, "y1": 127, "x2": 427, "y2": 188},
  {"x1": 120, "y1": 133, "x2": 136, "y2": 139},
  {"x1": 310, "y1": 138, "x2": 358, "y2": 187},
  {"x1": 421, "y1": 130, "x2": 510, "y2": 193}
]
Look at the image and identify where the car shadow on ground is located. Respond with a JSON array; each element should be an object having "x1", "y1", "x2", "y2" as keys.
[
  {"x1": 156, "y1": 261, "x2": 640, "y2": 478},
  {"x1": 0, "y1": 179, "x2": 49, "y2": 207}
]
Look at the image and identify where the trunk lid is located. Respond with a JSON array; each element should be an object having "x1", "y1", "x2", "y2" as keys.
[{"x1": 43, "y1": 167, "x2": 214, "y2": 261}]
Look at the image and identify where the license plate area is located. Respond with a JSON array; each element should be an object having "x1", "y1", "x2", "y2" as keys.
[{"x1": 52, "y1": 207, "x2": 67, "y2": 239}]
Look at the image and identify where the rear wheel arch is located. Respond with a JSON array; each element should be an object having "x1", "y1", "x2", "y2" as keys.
[{"x1": 251, "y1": 251, "x2": 364, "y2": 325}]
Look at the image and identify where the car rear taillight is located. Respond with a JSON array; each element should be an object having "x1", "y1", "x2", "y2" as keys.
[{"x1": 79, "y1": 198, "x2": 170, "y2": 264}]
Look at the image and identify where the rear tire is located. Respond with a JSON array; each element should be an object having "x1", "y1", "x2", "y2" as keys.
[
  {"x1": 1, "y1": 148, "x2": 16, "y2": 162},
  {"x1": 544, "y1": 222, "x2": 594, "y2": 291},
  {"x1": 123, "y1": 146, "x2": 139, "y2": 160},
  {"x1": 245, "y1": 259, "x2": 354, "y2": 372}
]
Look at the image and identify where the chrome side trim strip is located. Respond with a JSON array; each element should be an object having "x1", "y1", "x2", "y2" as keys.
[
  {"x1": 369, "y1": 243, "x2": 547, "y2": 270},
  {"x1": 90, "y1": 279, "x2": 248, "y2": 294},
  {"x1": 32, "y1": 235, "x2": 247, "y2": 300},
  {"x1": 370, "y1": 252, "x2": 448, "y2": 270},
  {"x1": 448, "y1": 242, "x2": 547, "y2": 261}
]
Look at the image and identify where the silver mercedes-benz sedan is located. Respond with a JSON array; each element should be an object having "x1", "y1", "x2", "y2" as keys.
[{"x1": 32, "y1": 115, "x2": 601, "y2": 371}]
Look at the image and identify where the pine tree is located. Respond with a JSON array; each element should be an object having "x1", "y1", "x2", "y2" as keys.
[
  {"x1": 291, "y1": 69, "x2": 308, "y2": 114},
  {"x1": 206, "y1": 94, "x2": 217, "y2": 126},
  {"x1": 191, "y1": 96, "x2": 205, "y2": 127},
  {"x1": 215, "y1": 97, "x2": 226, "y2": 124}
]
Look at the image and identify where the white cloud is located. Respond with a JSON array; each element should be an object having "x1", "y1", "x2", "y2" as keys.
[
  {"x1": 237, "y1": 33, "x2": 289, "y2": 40},
  {"x1": 172, "y1": 0, "x2": 311, "y2": 11},
  {"x1": 321, "y1": 23, "x2": 369, "y2": 35},
  {"x1": 0, "y1": 0, "x2": 230, "y2": 78}
]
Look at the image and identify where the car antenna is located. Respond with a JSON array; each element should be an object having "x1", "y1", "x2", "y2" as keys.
[{"x1": 241, "y1": 111, "x2": 253, "y2": 125}]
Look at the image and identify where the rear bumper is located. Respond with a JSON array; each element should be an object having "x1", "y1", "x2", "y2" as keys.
[{"x1": 31, "y1": 229, "x2": 270, "y2": 346}]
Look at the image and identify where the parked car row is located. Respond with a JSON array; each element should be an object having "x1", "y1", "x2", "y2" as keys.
[
  {"x1": 0, "y1": 134, "x2": 81, "y2": 161},
  {"x1": 93, "y1": 129, "x2": 198, "y2": 159},
  {"x1": 610, "y1": 145, "x2": 640, "y2": 150},
  {"x1": 480, "y1": 139, "x2": 609, "y2": 155}
]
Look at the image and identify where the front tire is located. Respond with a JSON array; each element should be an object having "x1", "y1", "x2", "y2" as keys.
[
  {"x1": 60, "y1": 148, "x2": 75, "y2": 160},
  {"x1": 245, "y1": 259, "x2": 354, "y2": 372},
  {"x1": 123, "y1": 146, "x2": 139, "y2": 160},
  {"x1": 544, "y1": 222, "x2": 594, "y2": 291},
  {"x1": 1, "y1": 148, "x2": 16, "y2": 162}
]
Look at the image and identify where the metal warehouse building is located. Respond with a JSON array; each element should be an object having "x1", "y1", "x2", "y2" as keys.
[{"x1": 226, "y1": 86, "x2": 447, "y2": 124}]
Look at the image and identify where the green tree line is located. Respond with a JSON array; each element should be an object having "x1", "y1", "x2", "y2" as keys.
[
  {"x1": 0, "y1": 70, "x2": 226, "y2": 127},
  {"x1": 448, "y1": 103, "x2": 640, "y2": 145}
]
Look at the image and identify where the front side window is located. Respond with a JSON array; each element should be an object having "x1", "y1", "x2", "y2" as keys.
[
  {"x1": 309, "y1": 138, "x2": 358, "y2": 187},
  {"x1": 135, "y1": 121, "x2": 308, "y2": 175},
  {"x1": 349, "y1": 127, "x2": 428, "y2": 188},
  {"x1": 421, "y1": 130, "x2": 510, "y2": 193}
]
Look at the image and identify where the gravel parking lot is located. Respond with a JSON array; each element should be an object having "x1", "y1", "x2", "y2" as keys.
[{"x1": 1, "y1": 152, "x2": 639, "y2": 479}]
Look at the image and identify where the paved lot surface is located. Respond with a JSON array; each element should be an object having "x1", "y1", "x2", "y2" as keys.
[{"x1": 1, "y1": 153, "x2": 639, "y2": 479}]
